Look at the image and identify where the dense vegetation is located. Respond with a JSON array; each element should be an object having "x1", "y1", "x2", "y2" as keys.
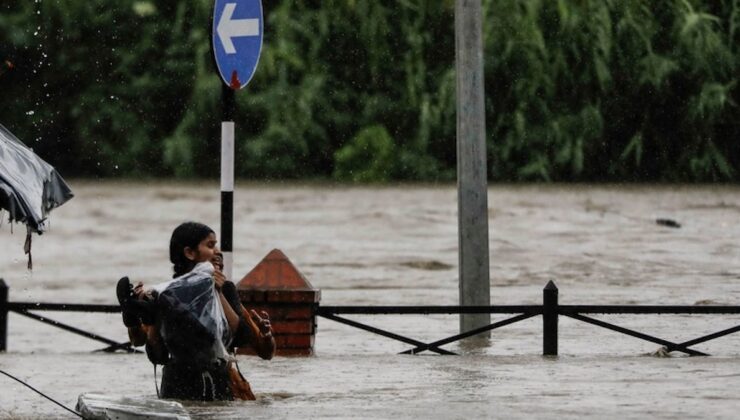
[{"x1": 0, "y1": 0, "x2": 738, "y2": 181}]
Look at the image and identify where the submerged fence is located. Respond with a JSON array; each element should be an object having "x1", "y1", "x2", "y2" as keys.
[
  {"x1": 0, "y1": 279, "x2": 138, "y2": 353},
  {"x1": 1, "y1": 278, "x2": 739, "y2": 356},
  {"x1": 317, "y1": 281, "x2": 740, "y2": 356}
]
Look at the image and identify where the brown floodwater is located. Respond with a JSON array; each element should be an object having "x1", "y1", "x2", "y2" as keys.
[{"x1": 1, "y1": 181, "x2": 739, "y2": 419}]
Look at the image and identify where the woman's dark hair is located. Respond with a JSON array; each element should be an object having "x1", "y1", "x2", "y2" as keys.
[{"x1": 169, "y1": 222, "x2": 214, "y2": 278}]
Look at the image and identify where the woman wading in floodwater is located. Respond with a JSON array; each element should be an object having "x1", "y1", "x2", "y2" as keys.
[{"x1": 116, "y1": 221, "x2": 275, "y2": 401}]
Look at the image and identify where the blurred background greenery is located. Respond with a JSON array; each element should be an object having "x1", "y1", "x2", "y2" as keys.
[{"x1": 0, "y1": 0, "x2": 738, "y2": 182}]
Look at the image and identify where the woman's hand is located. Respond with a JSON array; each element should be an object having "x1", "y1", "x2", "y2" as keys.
[
  {"x1": 132, "y1": 282, "x2": 145, "y2": 299},
  {"x1": 246, "y1": 309, "x2": 275, "y2": 360},
  {"x1": 249, "y1": 310, "x2": 273, "y2": 337},
  {"x1": 213, "y1": 268, "x2": 226, "y2": 291}
]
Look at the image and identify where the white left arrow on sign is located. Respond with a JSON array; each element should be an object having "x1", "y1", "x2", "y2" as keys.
[{"x1": 217, "y1": 3, "x2": 259, "y2": 54}]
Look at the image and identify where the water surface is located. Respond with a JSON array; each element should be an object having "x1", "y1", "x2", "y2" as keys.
[{"x1": 1, "y1": 182, "x2": 739, "y2": 418}]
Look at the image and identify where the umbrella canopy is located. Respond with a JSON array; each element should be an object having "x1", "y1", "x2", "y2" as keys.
[{"x1": 0, "y1": 123, "x2": 73, "y2": 267}]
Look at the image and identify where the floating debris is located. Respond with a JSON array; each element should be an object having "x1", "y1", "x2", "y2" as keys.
[
  {"x1": 656, "y1": 218, "x2": 681, "y2": 228},
  {"x1": 649, "y1": 346, "x2": 672, "y2": 358},
  {"x1": 400, "y1": 260, "x2": 453, "y2": 271}
]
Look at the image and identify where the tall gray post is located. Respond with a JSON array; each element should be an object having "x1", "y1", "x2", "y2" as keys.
[{"x1": 455, "y1": 0, "x2": 490, "y2": 336}]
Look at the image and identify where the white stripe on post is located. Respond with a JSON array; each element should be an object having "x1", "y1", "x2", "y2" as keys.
[
  {"x1": 221, "y1": 121, "x2": 235, "y2": 192},
  {"x1": 220, "y1": 121, "x2": 235, "y2": 282}
]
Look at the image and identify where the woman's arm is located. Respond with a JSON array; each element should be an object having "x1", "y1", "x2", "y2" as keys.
[
  {"x1": 211, "y1": 266, "x2": 241, "y2": 334},
  {"x1": 218, "y1": 290, "x2": 242, "y2": 333},
  {"x1": 219, "y1": 279, "x2": 276, "y2": 359}
]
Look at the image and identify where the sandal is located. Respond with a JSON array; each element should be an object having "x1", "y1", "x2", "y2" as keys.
[
  {"x1": 116, "y1": 277, "x2": 141, "y2": 327},
  {"x1": 117, "y1": 277, "x2": 158, "y2": 326}
]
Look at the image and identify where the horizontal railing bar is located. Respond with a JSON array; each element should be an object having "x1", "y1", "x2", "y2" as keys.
[
  {"x1": 317, "y1": 305, "x2": 740, "y2": 315},
  {"x1": 8, "y1": 302, "x2": 121, "y2": 313},
  {"x1": 560, "y1": 305, "x2": 740, "y2": 315},
  {"x1": 317, "y1": 305, "x2": 542, "y2": 315},
  {"x1": 8, "y1": 302, "x2": 740, "y2": 315}
]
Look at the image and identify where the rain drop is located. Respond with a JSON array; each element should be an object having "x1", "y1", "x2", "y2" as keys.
[{"x1": 26, "y1": 110, "x2": 35, "y2": 116}]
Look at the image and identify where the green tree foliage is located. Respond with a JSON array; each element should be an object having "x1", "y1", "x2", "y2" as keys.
[
  {"x1": 334, "y1": 124, "x2": 396, "y2": 182},
  {"x1": 0, "y1": 0, "x2": 738, "y2": 181}
]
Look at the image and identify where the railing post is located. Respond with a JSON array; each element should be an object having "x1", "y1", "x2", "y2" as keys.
[
  {"x1": 543, "y1": 280, "x2": 558, "y2": 356},
  {"x1": 0, "y1": 279, "x2": 8, "y2": 352}
]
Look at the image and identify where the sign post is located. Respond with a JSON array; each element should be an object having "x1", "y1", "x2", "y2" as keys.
[
  {"x1": 212, "y1": 0, "x2": 264, "y2": 281},
  {"x1": 455, "y1": 0, "x2": 490, "y2": 337}
]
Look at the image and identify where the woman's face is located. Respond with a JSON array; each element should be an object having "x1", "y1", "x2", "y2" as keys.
[{"x1": 186, "y1": 232, "x2": 219, "y2": 264}]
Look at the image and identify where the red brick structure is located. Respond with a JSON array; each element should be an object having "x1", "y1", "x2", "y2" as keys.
[{"x1": 235, "y1": 249, "x2": 319, "y2": 356}]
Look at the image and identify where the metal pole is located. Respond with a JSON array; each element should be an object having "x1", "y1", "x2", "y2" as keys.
[
  {"x1": 543, "y1": 280, "x2": 558, "y2": 356},
  {"x1": 221, "y1": 85, "x2": 235, "y2": 281},
  {"x1": 455, "y1": 0, "x2": 490, "y2": 336},
  {"x1": 0, "y1": 279, "x2": 8, "y2": 352}
]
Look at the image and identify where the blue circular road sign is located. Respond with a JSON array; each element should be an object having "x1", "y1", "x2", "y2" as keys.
[{"x1": 212, "y1": 0, "x2": 263, "y2": 89}]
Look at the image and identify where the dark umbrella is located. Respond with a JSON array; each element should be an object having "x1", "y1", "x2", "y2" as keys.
[{"x1": 0, "y1": 123, "x2": 73, "y2": 268}]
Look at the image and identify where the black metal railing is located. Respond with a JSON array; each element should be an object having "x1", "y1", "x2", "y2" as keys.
[
  {"x1": 0, "y1": 279, "x2": 138, "y2": 353},
  {"x1": 316, "y1": 280, "x2": 740, "y2": 356},
  {"x1": 2, "y1": 278, "x2": 739, "y2": 356}
]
